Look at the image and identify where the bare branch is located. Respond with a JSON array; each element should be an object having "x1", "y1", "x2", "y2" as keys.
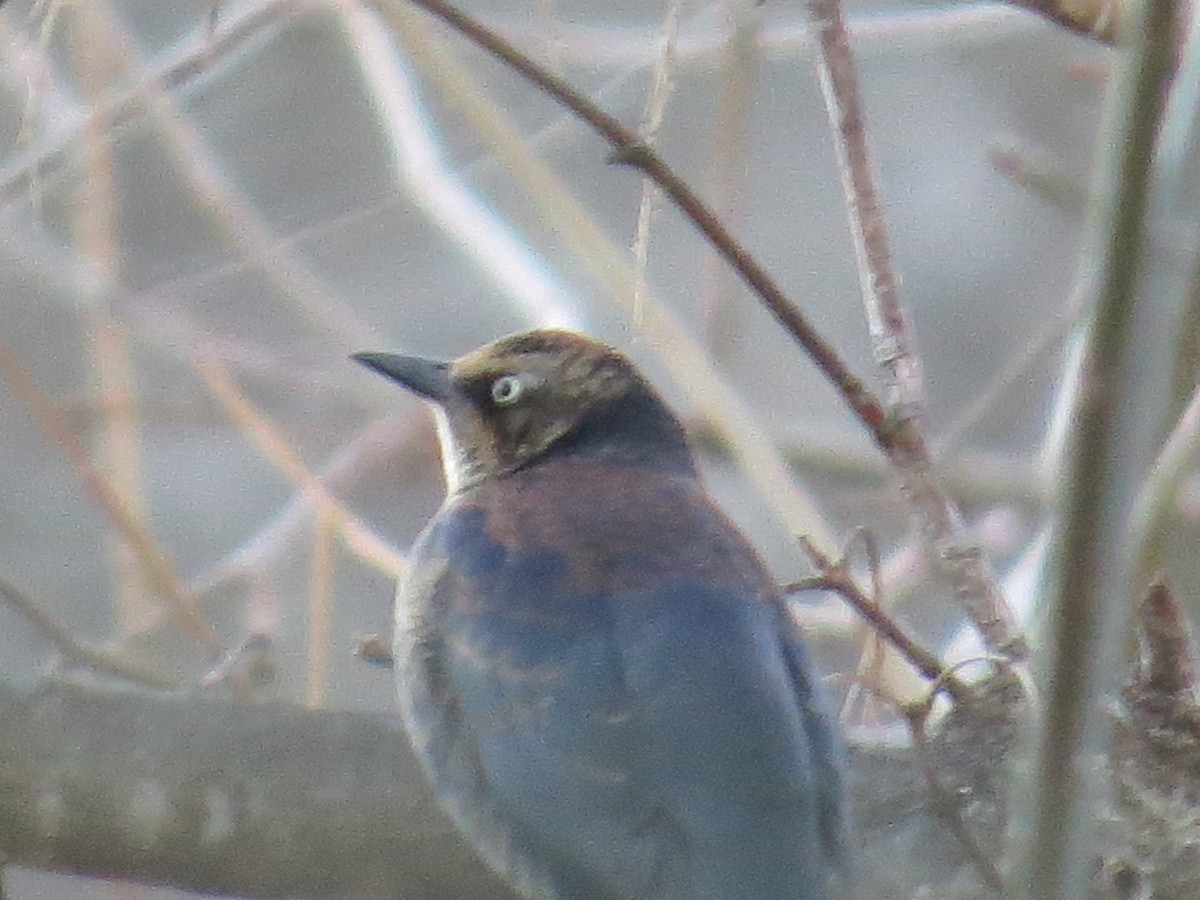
[
  {"x1": 0, "y1": 342, "x2": 224, "y2": 659},
  {"x1": 790, "y1": 535, "x2": 973, "y2": 704},
  {"x1": 803, "y1": 0, "x2": 1022, "y2": 659},
  {"x1": 0, "y1": 576, "x2": 177, "y2": 691},
  {"x1": 806, "y1": 0, "x2": 923, "y2": 417},
  {"x1": 388, "y1": 0, "x2": 891, "y2": 448},
  {"x1": 0, "y1": 680, "x2": 518, "y2": 899}
]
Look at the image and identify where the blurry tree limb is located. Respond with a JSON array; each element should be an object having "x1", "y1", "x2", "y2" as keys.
[
  {"x1": 0, "y1": 342, "x2": 223, "y2": 658},
  {"x1": 1006, "y1": 0, "x2": 1122, "y2": 42},
  {"x1": 1020, "y1": 0, "x2": 1184, "y2": 894},
  {"x1": 1, "y1": 590, "x2": 1198, "y2": 898},
  {"x1": 0, "y1": 676, "x2": 1007, "y2": 898},
  {"x1": 0, "y1": 679, "x2": 519, "y2": 900}
]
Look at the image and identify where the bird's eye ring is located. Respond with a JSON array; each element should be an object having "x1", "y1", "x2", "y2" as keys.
[{"x1": 490, "y1": 374, "x2": 524, "y2": 405}]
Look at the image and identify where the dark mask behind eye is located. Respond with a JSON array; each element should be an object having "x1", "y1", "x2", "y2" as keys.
[{"x1": 550, "y1": 383, "x2": 695, "y2": 473}]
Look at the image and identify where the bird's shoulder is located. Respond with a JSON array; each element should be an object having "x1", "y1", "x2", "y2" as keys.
[{"x1": 413, "y1": 455, "x2": 775, "y2": 603}]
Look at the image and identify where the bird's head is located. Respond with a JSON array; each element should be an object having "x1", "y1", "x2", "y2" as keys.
[{"x1": 354, "y1": 329, "x2": 693, "y2": 494}]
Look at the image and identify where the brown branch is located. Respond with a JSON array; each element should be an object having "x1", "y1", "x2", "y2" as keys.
[
  {"x1": 0, "y1": 575, "x2": 178, "y2": 691},
  {"x1": 788, "y1": 536, "x2": 973, "y2": 705},
  {"x1": 803, "y1": 0, "x2": 1022, "y2": 662},
  {"x1": 0, "y1": 679, "x2": 519, "y2": 899},
  {"x1": 0, "y1": 342, "x2": 224, "y2": 658},
  {"x1": 384, "y1": 0, "x2": 889, "y2": 444},
  {"x1": 0, "y1": 676, "x2": 995, "y2": 898}
]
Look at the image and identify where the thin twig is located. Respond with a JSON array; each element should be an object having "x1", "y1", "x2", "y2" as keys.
[
  {"x1": 789, "y1": 536, "x2": 972, "y2": 704},
  {"x1": 0, "y1": 342, "x2": 224, "y2": 658},
  {"x1": 0, "y1": 575, "x2": 178, "y2": 690},
  {"x1": 806, "y1": 0, "x2": 923, "y2": 417},
  {"x1": 906, "y1": 704, "x2": 1006, "y2": 893},
  {"x1": 804, "y1": 0, "x2": 1024, "y2": 663},
  {"x1": 393, "y1": 0, "x2": 889, "y2": 442}
]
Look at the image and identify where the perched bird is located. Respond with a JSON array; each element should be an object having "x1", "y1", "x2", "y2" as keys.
[{"x1": 354, "y1": 329, "x2": 846, "y2": 899}]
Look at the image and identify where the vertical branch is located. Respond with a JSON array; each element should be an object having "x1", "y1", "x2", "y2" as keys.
[
  {"x1": 1129, "y1": 8, "x2": 1200, "y2": 580},
  {"x1": 631, "y1": 0, "x2": 680, "y2": 329},
  {"x1": 307, "y1": 511, "x2": 334, "y2": 709},
  {"x1": 700, "y1": 1, "x2": 761, "y2": 353},
  {"x1": 65, "y1": 3, "x2": 157, "y2": 637},
  {"x1": 1020, "y1": 0, "x2": 1182, "y2": 895},
  {"x1": 805, "y1": 0, "x2": 1021, "y2": 658},
  {"x1": 806, "y1": 0, "x2": 924, "y2": 416}
]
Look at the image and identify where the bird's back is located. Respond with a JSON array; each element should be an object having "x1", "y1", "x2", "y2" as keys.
[{"x1": 397, "y1": 455, "x2": 845, "y2": 899}]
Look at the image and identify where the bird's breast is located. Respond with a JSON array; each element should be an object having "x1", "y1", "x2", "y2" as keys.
[{"x1": 393, "y1": 457, "x2": 843, "y2": 900}]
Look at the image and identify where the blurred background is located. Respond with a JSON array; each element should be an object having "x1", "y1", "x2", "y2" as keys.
[{"x1": 0, "y1": 0, "x2": 1119, "y2": 895}]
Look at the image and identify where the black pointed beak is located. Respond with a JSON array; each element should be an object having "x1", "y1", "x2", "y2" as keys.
[{"x1": 351, "y1": 351, "x2": 453, "y2": 403}]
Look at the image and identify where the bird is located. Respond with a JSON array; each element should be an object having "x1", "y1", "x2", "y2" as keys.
[{"x1": 353, "y1": 328, "x2": 846, "y2": 899}]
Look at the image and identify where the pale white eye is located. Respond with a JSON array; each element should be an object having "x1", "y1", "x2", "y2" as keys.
[{"x1": 490, "y1": 374, "x2": 524, "y2": 405}]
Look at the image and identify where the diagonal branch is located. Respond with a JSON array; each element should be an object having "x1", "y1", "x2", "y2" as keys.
[
  {"x1": 385, "y1": 0, "x2": 888, "y2": 444},
  {"x1": 0, "y1": 342, "x2": 224, "y2": 659}
]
